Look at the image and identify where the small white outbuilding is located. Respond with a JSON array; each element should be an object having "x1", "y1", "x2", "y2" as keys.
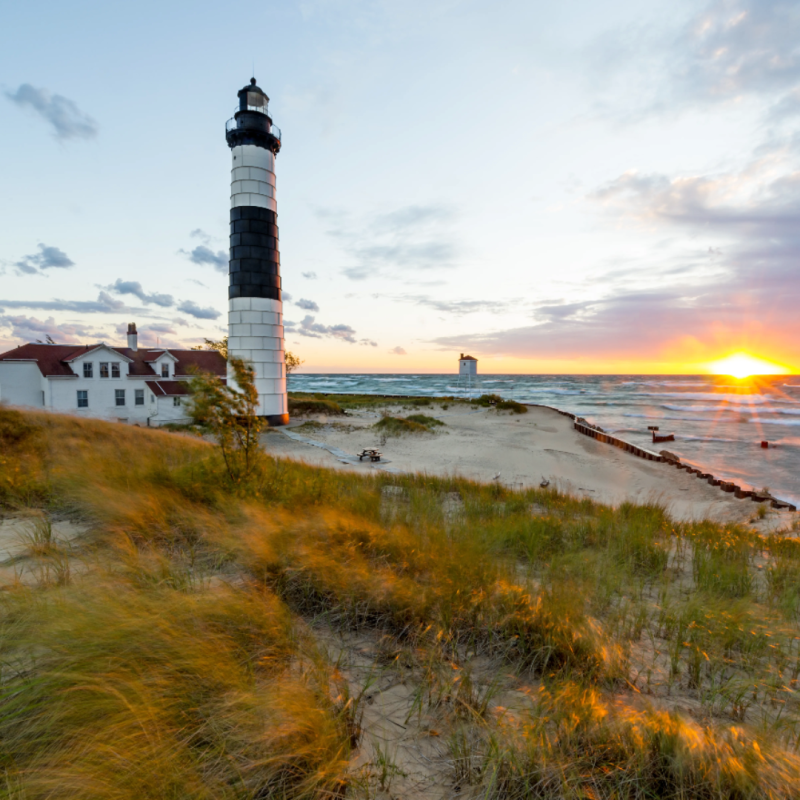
[
  {"x1": 457, "y1": 353, "x2": 480, "y2": 396},
  {"x1": 458, "y1": 353, "x2": 478, "y2": 377}
]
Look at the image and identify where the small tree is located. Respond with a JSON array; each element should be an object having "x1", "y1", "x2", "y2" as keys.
[
  {"x1": 192, "y1": 337, "x2": 228, "y2": 360},
  {"x1": 189, "y1": 357, "x2": 263, "y2": 485},
  {"x1": 285, "y1": 351, "x2": 303, "y2": 374}
]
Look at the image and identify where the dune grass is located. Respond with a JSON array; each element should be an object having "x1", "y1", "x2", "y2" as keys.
[
  {"x1": 288, "y1": 397, "x2": 346, "y2": 416},
  {"x1": 373, "y1": 414, "x2": 445, "y2": 436},
  {"x1": 3, "y1": 406, "x2": 800, "y2": 796},
  {"x1": 288, "y1": 391, "x2": 441, "y2": 411},
  {"x1": 472, "y1": 394, "x2": 529, "y2": 413}
]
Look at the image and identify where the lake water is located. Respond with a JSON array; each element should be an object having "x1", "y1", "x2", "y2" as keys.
[{"x1": 288, "y1": 373, "x2": 800, "y2": 506}]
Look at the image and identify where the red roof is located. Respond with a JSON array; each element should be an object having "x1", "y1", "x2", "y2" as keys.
[
  {"x1": 146, "y1": 376, "x2": 227, "y2": 397},
  {"x1": 146, "y1": 380, "x2": 191, "y2": 396},
  {"x1": 0, "y1": 343, "x2": 226, "y2": 379},
  {"x1": 0, "y1": 344, "x2": 90, "y2": 377},
  {"x1": 460, "y1": 354, "x2": 478, "y2": 361},
  {"x1": 170, "y1": 350, "x2": 227, "y2": 377}
]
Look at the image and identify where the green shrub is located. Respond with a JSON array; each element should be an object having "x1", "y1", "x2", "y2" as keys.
[
  {"x1": 288, "y1": 397, "x2": 345, "y2": 416},
  {"x1": 405, "y1": 414, "x2": 445, "y2": 427},
  {"x1": 472, "y1": 394, "x2": 528, "y2": 413},
  {"x1": 373, "y1": 416, "x2": 429, "y2": 436}
]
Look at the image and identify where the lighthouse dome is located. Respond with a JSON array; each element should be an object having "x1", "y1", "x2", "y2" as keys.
[
  {"x1": 226, "y1": 77, "x2": 281, "y2": 154},
  {"x1": 238, "y1": 78, "x2": 270, "y2": 113}
]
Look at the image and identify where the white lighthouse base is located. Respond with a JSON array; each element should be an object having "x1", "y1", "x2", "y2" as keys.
[{"x1": 227, "y1": 296, "x2": 288, "y2": 424}]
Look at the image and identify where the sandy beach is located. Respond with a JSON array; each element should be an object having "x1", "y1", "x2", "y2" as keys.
[{"x1": 263, "y1": 401, "x2": 795, "y2": 529}]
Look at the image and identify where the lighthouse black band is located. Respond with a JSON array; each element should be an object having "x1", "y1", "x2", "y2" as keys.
[{"x1": 229, "y1": 206, "x2": 282, "y2": 301}]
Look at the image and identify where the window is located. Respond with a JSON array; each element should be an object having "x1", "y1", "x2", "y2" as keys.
[
  {"x1": 135, "y1": 389, "x2": 144, "y2": 406},
  {"x1": 173, "y1": 397, "x2": 181, "y2": 407},
  {"x1": 115, "y1": 389, "x2": 125, "y2": 407},
  {"x1": 99, "y1": 362, "x2": 109, "y2": 378},
  {"x1": 111, "y1": 362, "x2": 120, "y2": 378},
  {"x1": 150, "y1": 393, "x2": 155, "y2": 404},
  {"x1": 77, "y1": 390, "x2": 88, "y2": 408},
  {"x1": 161, "y1": 363, "x2": 170, "y2": 378},
  {"x1": 83, "y1": 362, "x2": 93, "y2": 378}
]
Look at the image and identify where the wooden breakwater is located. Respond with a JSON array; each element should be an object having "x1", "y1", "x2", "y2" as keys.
[
  {"x1": 570, "y1": 417, "x2": 796, "y2": 512},
  {"x1": 573, "y1": 419, "x2": 665, "y2": 461}
]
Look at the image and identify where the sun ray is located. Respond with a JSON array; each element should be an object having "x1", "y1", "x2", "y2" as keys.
[{"x1": 707, "y1": 353, "x2": 791, "y2": 379}]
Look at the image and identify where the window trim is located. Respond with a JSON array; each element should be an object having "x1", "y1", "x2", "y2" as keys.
[
  {"x1": 83, "y1": 362, "x2": 93, "y2": 378},
  {"x1": 111, "y1": 362, "x2": 121, "y2": 379},
  {"x1": 161, "y1": 363, "x2": 170, "y2": 378},
  {"x1": 77, "y1": 390, "x2": 88, "y2": 408},
  {"x1": 173, "y1": 396, "x2": 181, "y2": 407},
  {"x1": 115, "y1": 389, "x2": 126, "y2": 407},
  {"x1": 99, "y1": 362, "x2": 109, "y2": 379},
  {"x1": 134, "y1": 389, "x2": 145, "y2": 406}
]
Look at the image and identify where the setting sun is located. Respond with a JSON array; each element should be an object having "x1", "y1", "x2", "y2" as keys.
[{"x1": 708, "y1": 352, "x2": 791, "y2": 379}]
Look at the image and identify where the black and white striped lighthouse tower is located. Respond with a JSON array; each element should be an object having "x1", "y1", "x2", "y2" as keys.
[{"x1": 225, "y1": 78, "x2": 288, "y2": 425}]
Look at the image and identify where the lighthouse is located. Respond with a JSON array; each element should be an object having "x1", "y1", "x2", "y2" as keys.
[{"x1": 225, "y1": 78, "x2": 288, "y2": 424}]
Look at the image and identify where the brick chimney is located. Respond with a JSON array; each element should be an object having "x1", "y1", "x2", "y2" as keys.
[{"x1": 127, "y1": 322, "x2": 138, "y2": 352}]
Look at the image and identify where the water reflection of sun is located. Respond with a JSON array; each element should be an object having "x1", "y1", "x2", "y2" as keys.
[{"x1": 708, "y1": 353, "x2": 791, "y2": 379}]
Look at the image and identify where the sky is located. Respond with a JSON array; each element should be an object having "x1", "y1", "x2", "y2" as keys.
[{"x1": 1, "y1": 0, "x2": 800, "y2": 374}]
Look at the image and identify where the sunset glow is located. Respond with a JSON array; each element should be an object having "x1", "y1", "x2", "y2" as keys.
[{"x1": 708, "y1": 353, "x2": 791, "y2": 379}]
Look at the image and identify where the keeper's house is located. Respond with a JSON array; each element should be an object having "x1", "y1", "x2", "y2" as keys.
[{"x1": 0, "y1": 324, "x2": 225, "y2": 426}]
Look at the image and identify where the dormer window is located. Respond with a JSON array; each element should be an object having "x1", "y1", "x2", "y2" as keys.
[
  {"x1": 83, "y1": 362, "x2": 93, "y2": 378},
  {"x1": 111, "y1": 363, "x2": 120, "y2": 378},
  {"x1": 161, "y1": 363, "x2": 169, "y2": 378}
]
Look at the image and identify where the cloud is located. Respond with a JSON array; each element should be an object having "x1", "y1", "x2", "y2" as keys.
[
  {"x1": 185, "y1": 245, "x2": 227, "y2": 273},
  {"x1": 107, "y1": 279, "x2": 174, "y2": 308},
  {"x1": 428, "y1": 288, "x2": 743, "y2": 360},
  {"x1": 96, "y1": 291, "x2": 125, "y2": 310},
  {"x1": 360, "y1": 339, "x2": 378, "y2": 347},
  {"x1": 397, "y1": 295, "x2": 518, "y2": 316},
  {"x1": 673, "y1": 1, "x2": 800, "y2": 105},
  {"x1": 0, "y1": 292, "x2": 124, "y2": 314},
  {"x1": 584, "y1": 1, "x2": 800, "y2": 126},
  {"x1": 283, "y1": 292, "x2": 293, "y2": 303},
  {"x1": 296, "y1": 315, "x2": 358, "y2": 343},
  {"x1": 437, "y1": 142, "x2": 800, "y2": 362},
  {"x1": 373, "y1": 205, "x2": 456, "y2": 230},
  {"x1": 295, "y1": 298, "x2": 320, "y2": 312},
  {"x1": 176, "y1": 300, "x2": 222, "y2": 320},
  {"x1": 0, "y1": 314, "x2": 107, "y2": 344},
  {"x1": 302, "y1": 271, "x2": 318, "y2": 279},
  {"x1": 315, "y1": 203, "x2": 460, "y2": 280},
  {"x1": 114, "y1": 321, "x2": 181, "y2": 349},
  {"x1": 15, "y1": 244, "x2": 75, "y2": 275},
  {"x1": 190, "y1": 229, "x2": 215, "y2": 245},
  {"x1": 769, "y1": 87, "x2": 800, "y2": 120},
  {"x1": 389, "y1": 346, "x2": 407, "y2": 355},
  {"x1": 6, "y1": 84, "x2": 98, "y2": 140}
]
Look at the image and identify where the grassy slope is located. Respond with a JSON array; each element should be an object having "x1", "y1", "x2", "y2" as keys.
[{"x1": 2, "y1": 406, "x2": 800, "y2": 797}]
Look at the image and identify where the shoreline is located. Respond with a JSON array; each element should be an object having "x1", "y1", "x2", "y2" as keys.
[
  {"x1": 271, "y1": 394, "x2": 797, "y2": 529},
  {"x1": 289, "y1": 391, "x2": 797, "y2": 513}
]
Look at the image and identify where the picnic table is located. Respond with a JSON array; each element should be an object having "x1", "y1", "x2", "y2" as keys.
[{"x1": 358, "y1": 449, "x2": 382, "y2": 462}]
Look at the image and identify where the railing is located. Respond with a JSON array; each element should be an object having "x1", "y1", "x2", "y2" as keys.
[{"x1": 226, "y1": 116, "x2": 281, "y2": 142}]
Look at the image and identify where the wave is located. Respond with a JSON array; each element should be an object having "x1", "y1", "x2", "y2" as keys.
[
  {"x1": 660, "y1": 404, "x2": 748, "y2": 413},
  {"x1": 622, "y1": 413, "x2": 720, "y2": 423},
  {"x1": 679, "y1": 436, "x2": 739, "y2": 443},
  {"x1": 634, "y1": 391, "x2": 772, "y2": 403}
]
